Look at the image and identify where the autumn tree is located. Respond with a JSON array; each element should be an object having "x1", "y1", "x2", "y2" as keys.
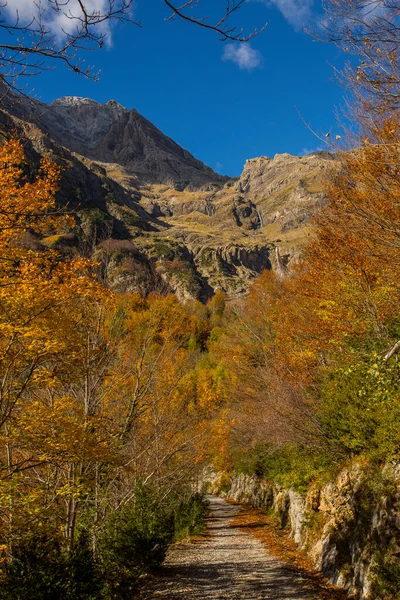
[
  {"x1": 231, "y1": 123, "x2": 400, "y2": 460},
  {"x1": 0, "y1": 140, "x2": 115, "y2": 553},
  {"x1": 320, "y1": 0, "x2": 400, "y2": 136},
  {"x1": 98, "y1": 293, "x2": 229, "y2": 513},
  {"x1": 0, "y1": 139, "x2": 101, "y2": 431},
  {"x1": 0, "y1": 142, "x2": 231, "y2": 592},
  {"x1": 215, "y1": 270, "x2": 327, "y2": 469}
]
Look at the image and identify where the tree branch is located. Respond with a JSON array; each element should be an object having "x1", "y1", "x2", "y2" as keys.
[
  {"x1": 163, "y1": 0, "x2": 267, "y2": 42},
  {"x1": 383, "y1": 339, "x2": 400, "y2": 362}
]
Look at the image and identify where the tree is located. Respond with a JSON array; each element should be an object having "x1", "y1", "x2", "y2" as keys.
[
  {"x1": 0, "y1": 140, "x2": 231, "y2": 571},
  {"x1": 0, "y1": 139, "x2": 91, "y2": 430},
  {"x1": 216, "y1": 271, "x2": 325, "y2": 460},
  {"x1": 0, "y1": 140, "x2": 112, "y2": 550},
  {"x1": 0, "y1": 0, "x2": 265, "y2": 92},
  {"x1": 320, "y1": 0, "x2": 400, "y2": 121},
  {"x1": 102, "y1": 293, "x2": 228, "y2": 506}
]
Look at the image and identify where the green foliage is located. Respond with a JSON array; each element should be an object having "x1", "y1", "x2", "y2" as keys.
[
  {"x1": 0, "y1": 532, "x2": 100, "y2": 600},
  {"x1": 104, "y1": 192, "x2": 116, "y2": 204},
  {"x1": 0, "y1": 490, "x2": 207, "y2": 600},
  {"x1": 174, "y1": 493, "x2": 207, "y2": 540},
  {"x1": 235, "y1": 444, "x2": 335, "y2": 492},
  {"x1": 99, "y1": 485, "x2": 174, "y2": 599},
  {"x1": 110, "y1": 204, "x2": 143, "y2": 228},
  {"x1": 66, "y1": 531, "x2": 102, "y2": 600},
  {"x1": 370, "y1": 551, "x2": 400, "y2": 600},
  {"x1": 0, "y1": 535, "x2": 67, "y2": 600},
  {"x1": 208, "y1": 326, "x2": 225, "y2": 345},
  {"x1": 302, "y1": 510, "x2": 327, "y2": 551},
  {"x1": 187, "y1": 334, "x2": 198, "y2": 352},
  {"x1": 78, "y1": 207, "x2": 109, "y2": 233},
  {"x1": 152, "y1": 240, "x2": 179, "y2": 260},
  {"x1": 83, "y1": 208, "x2": 107, "y2": 225},
  {"x1": 320, "y1": 356, "x2": 400, "y2": 457}
]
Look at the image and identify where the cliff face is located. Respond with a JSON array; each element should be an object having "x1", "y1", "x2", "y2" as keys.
[
  {"x1": 206, "y1": 465, "x2": 400, "y2": 600},
  {"x1": 0, "y1": 94, "x2": 336, "y2": 301},
  {"x1": 8, "y1": 95, "x2": 225, "y2": 191}
]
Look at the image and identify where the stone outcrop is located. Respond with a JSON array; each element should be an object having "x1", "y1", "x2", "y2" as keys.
[
  {"x1": 205, "y1": 464, "x2": 400, "y2": 599},
  {"x1": 237, "y1": 153, "x2": 333, "y2": 198}
]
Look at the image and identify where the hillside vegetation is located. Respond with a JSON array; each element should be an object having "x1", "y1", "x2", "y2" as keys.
[
  {"x1": 0, "y1": 1, "x2": 399, "y2": 596},
  {"x1": 0, "y1": 113, "x2": 399, "y2": 597}
]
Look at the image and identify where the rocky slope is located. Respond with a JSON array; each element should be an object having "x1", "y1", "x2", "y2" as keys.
[
  {"x1": 0, "y1": 93, "x2": 336, "y2": 301},
  {"x1": 6, "y1": 95, "x2": 225, "y2": 191}
]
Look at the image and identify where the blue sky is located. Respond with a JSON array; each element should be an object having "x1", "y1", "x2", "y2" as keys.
[{"x1": 7, "y1": 1, "x2": 347, "y2": 176}]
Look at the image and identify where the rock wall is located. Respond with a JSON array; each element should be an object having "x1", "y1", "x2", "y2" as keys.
[{"x1": 205, "y1": 463, "x2": 400, "y2": 599}]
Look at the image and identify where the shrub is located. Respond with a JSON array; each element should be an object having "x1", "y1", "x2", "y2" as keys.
[
  {"x1": 0, "y1": 531, "x2": 102, "y2": 600},
  {"x1": 0, "y1": 490, "x2": 207, "y2": 600},
  {"x1": 0, "y1": 535, "x2": 68, "y2": 600},
  {"x1": 319, "y1": 357, "x2": 400, "y2": 458},
  {"x1": 234, "y1": 443, "x2": 334, "y2": 493},
  {"x1": 174, "y1": 493, "x2": 207, "y2": 540},
  {"x1": 66, "y1": 530, "x2": 102, "y2": 600},
  {"x1": 99, "y1": 485, "x2": 174, "y2": 599},
  {"x1": 370, "y1": 551, "x2": 400, "y2": 600}
]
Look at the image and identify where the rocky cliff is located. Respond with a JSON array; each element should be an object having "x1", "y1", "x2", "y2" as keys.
[
  {"x1": 205, "y1": 465, "x2": 400, "y2": 600},
  {"x1": 0, "y1": 93, "x2": 336, "y2": 301},
  {"x1": 6, "y1": 95, "x2": 226, "y2": 191}
]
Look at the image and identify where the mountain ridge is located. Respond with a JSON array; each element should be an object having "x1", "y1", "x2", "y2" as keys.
[
  {"x1": 6, "y1": 94, "x2": 227, "y2": 191},
  {"x1": 0, "y1": 93, "x2": 335, "y2": 301}
]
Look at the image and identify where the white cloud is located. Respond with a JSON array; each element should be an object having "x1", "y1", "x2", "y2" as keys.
[
  {"x1": 4, "y1": 0, "x2": 115, "y2": 42},
  {"x1": 256, "y1": 0, "x2": 315, "y2": 31},
  {"x1": 222, "y1": 43, "x2": 263, "y2": 71}
]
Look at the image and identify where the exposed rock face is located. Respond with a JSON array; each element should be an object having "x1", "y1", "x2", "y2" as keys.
[
  {"x1": 238, "y1": 153, "x2": 331, "y2": 197},
  {"x1": 7, "y1": 95, "x2": 226, "y2": 191},
  {"x1": 0, "y1": 93, "x2": 336, "y2": 300},
  {"x1": 235, "y1": 152, "x2": 333, "y2": 231},
  {"x1": 205, "y1": 465, "x2": 400, "y2": 600}
]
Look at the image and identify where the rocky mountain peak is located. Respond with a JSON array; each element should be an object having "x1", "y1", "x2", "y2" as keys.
[
  {"x1": 28, "y1": 95, "x2": 223, "y2": 190},
  {"x1": 52, "y1": 96, "x2": 127, "y2": 110},
  {"x1": 2, "y1": 90, "x2": 225, "y2": 190},
  {"x1": 107, "y1": 99, "x2": 127, "y2": 110},
  {"x1": 46, "y1": 96, "x2": 128, "y2": 150}
]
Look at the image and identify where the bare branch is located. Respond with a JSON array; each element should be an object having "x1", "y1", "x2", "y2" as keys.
[
  {"x1": 0, "y1": 0, "x2": 266, "y2": 95},
  {"x1": 383, "y1": 339, "x2": 400, "y2": 362},
  {"x1": 163, "y1": 0, "x2": 267, "y2": 42},
  {"x1": 316, "y1": 0, "x2": 400, "y2": 115},
  {"x1": 0, "y1": 0, "x2": 138, "y2": 92}
]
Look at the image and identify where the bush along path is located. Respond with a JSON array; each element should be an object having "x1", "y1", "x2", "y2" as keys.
[{"x1": 136, "y1": 495, "x2": 348, "y2": 600}]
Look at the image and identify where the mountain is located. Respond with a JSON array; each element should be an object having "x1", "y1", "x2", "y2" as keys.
[
  {"x1": 6, "y1": 95, "x2": 226, "y2": 191},
  {"x1": 0, "y1": 94, "x2": 335, "y2": 301}
]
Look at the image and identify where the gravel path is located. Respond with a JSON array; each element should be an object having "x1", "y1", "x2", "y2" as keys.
[{"x1": 137, "y1": 495, "x2": 326, "y2": 599}]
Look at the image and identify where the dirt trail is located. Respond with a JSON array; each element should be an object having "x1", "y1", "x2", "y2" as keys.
[{"x1": 137, "y1": 495, "x2": 337, "y2": 600}]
